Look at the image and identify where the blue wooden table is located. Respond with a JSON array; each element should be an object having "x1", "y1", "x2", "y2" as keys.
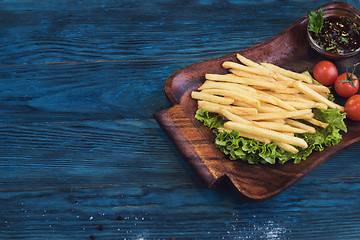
[{"x1": 1, "y1": 0, "x2": 360, "y2": 239}]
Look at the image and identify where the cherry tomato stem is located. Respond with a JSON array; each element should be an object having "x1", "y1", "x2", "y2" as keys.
[{"x1": 334, "y1": 72, "x2": 359, "y2": 98}]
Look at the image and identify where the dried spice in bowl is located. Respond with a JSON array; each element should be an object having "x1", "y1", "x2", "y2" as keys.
[{"x1": 307, "y1": 8, "x2": 360, "y2": 58}]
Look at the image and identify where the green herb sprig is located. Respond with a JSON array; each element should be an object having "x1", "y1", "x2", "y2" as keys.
[{"x1": 308, "y1": 9, "x2": 324, "y2": 36}]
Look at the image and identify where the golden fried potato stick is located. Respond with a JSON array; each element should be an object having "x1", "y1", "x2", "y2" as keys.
[
  {"x1": 276, "y1": 142, "x2": 299, "y2": 154},
  {"x1": 236, "y1": 54, "x2": 263, "y2": 68},
  {"x1": 305, "y1": 83, "x2": 331, "y2": 94},
  {"x1": 293, "y1": 81, "x2": 344, "y2": 112},
  {"x1": 229, "y1": 68, "x2": 280, "y2": 83},
  {"x1": 224, "y1": 121, "x2": 308, "y2": 149},
  {"x1": 285, "y1": 101, "x2": 328, "y2": 110},
  {"x1": 199, "y1": 80, "x2": 257, "y2": 93},
  {"x1": 205, "y1": 73, "x2": 287, "y2": 91},
  {"x1": 200, "y1": 88, "x2": 261, "y2": 107},
  {"x1": 241, "y1": 109, "x2": 313, "y2": 121},
  {"x1": 306, "y1": 118, "x2": 329, "y2": 128},
  {"x1": 260, "y1": 62, "x2": 313, "y2": 83},
  {"x1": 252, "y1": 121, "x2": 308, "y2": 133},
  {"x1": 222, "y1": 61, "x2": 276, "y2": 78},
  {"x1": 191, "y1": 91, "x2": 234, "y2": 105},
  {"x1": 219, "y1": 108, "x2": 253, "y2": 125},
  {"x1": 197, "y1": 100, "x2": 258, "y2": 115},
  {"x1": 285, "y1": 119, "x2": 316, "y2": 134},
  {"x1": 220, "y1": 127, "x2": 272, "y2": 144}
]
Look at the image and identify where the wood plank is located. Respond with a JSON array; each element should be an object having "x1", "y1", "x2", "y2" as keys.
[
  {"x1": 0, "y1": 1, "x2": 334, "y2": 64},
  {"x1": 0, "y1": 119, "x2": 200, "y2": 191},
  {"x1": 1, "y1": 178, "x2": 360, "y2": 239},
  {"x1": 0, "y1": 60, "x2": 203, "y2": 123}
]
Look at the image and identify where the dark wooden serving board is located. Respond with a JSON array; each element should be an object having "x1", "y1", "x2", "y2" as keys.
[{"x1": 155, "y1": 2, "x2": 360, "y2": 200}]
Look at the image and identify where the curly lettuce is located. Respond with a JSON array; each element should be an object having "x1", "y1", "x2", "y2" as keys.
[{"x1": 195, "y1": 108, "x2": 347, "y2": 164}]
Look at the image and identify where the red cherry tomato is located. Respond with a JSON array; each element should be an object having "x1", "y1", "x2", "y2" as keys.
[
  {"x1": 345, "y1": 95, "x2": 360, "y2": 121},
  {"x1": 334, "y1": 72, "x2": 359, "y2": 98},
  {"x1": 313, "y1": 61, "x2": 338, "y2": 86}
]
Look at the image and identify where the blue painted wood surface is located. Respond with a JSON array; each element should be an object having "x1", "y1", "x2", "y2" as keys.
[{"x1": 1, "y1": 0, "x2": 360, "y2": 239}]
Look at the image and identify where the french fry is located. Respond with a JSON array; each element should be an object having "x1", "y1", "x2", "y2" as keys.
[
  {"x1": 285, "y1": 101, "x2": 321, "y2": 110},
  {"x1": 200, "y1": 88, "x2": 261, "y2": 107},
  {"x1": 220, "y1": 127, "x2": 272, "y2": 144},
  {"x1": 248, "y1": 89, "x2": 297, "y2": 111},
  {"x1": 224, "y1": 121, "x2": 308, "y2": 149},
  {"x1": 236, "y1": 54, "x2": 281, "y2": 78},
  {"x1": 275, "y1": 73, "x2": 297, "y2": 82},
  {"x1": 276, "y1": 142, "x2": 299, "y2": 154},
  {"x1": 262, "y1": 92, "x2": 297, "y2": 111},
  {"x1": 255, "y1": 103, "x2": 287, "y2": 113},
  {"x1": 224, "y1": 105, "x2": 258, "y2": 115},
  {"x1": 269, "y1": 87, "x2": 301, "y2": 94},
  {"x1": 200, "y1": 81, "x2": 262, "y2": 106},
  {"x1": 275, "y1": 72, "x2": 328, "y2": 97},
  {"x1": 242, "y1": 109, "x2": 312, "y2": 121},
  {"x1": 205, "y1": 73, "x2": 287, "y2": 91},
  {"x1": 306, "y1": 83, "x2": 331, "y2": 94},
  {"x1": 198, "y1": 100, "x2": 257, "y2": 115},
  {"x1": 231, "y1": 100, "x2": 254, "y2": 108},
  {"x1": 285, "y1": 119, "x2": 316, "y2": 134},
  {"x1": 222, "y1": 61, "x2": 276, "y2": 78},
  {"x1": 260, "y1": 62, "x2": 313, "y2": 83},
  {"x1": 219, "y1": 108, "x2": 253, "y2": 125},
  {"x1": 199, "y1": 80, "x2": 257, "y2": 93},
  {"x1": 291, "y1": 113, "x2": 314, "y2": 120},
  {"x1": 265, "y1": 92, "x2": 311, "y2": 102},
  {"x1": 252, "y1": 121, "x2": 308, "y2": 133},
  {"x1": 229, "y1": 69, "x2": 277, "y2": 83},
  {"x1": 313, "y1": 103, "x2": 328, "y2": 110},
  {"x1": 293, "y1": 81, "x2": 344, "y2": 112},
  {"x1": 201, "y1": 80, "x2": 289, "y2": 107},
  {"x1": 306, "y1": 118, "x2": 329, "y2": 128},
  {"x1": 191, "y1": 91, "x2": 234, "y2": 105},
  {"x1": 269, "y1": 93, "x2": 327, "y2": 110},
  {"x1": 236, "y1": 54, "x2": 263, "y2": 68},
  {"x1": 197, "y1": 100, "x2": 221, "y2": 113},
  {"x1": 232, "y1": 99, "x2": 286, "y2": 113},
  {"x1": 273, "y1": 79, "x2": 295, "y2": 87}
]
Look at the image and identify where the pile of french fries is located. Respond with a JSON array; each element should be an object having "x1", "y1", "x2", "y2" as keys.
[{"x1": 191, "y1": 54, "x2": 344, "y2": 154}]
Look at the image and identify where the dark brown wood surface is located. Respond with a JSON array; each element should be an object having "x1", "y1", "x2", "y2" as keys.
[{"x1": 156, "y1": 2, "x2": 360, "y2": 200}]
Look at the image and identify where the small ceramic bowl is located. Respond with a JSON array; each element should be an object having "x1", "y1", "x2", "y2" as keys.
[{"x1": 307, "y1": 7, "x2": 360, "y2": 59}]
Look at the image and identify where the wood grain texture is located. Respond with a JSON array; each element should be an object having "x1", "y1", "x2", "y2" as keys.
[
  {"x1": 0, "y1": 119, "x2": 194, "y2": 190},
  {"x1": 2, "y1": 175, "x2": 360, "y2": 239},
  {"x1": 1, "y1": 0, "x2": 360, "y2": 239},
  {"x1": 0, "y1": 60, "x2": 183, "y2": 122},
  {"x1": 1, "y1": 0, "x2": 352, "y2": 65}
]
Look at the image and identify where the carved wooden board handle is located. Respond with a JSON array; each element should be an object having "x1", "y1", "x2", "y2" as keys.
[{"x1": 155, "y1": 104, "x2": 227, "y2": 188}]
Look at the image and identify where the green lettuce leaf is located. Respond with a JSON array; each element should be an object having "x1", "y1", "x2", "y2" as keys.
[
  {"x1": 195, "y1": 108, "x2": 347, "y2": 164},
  {"x1": 195, "y1": 109, "x2": 225, "y2": 131}
]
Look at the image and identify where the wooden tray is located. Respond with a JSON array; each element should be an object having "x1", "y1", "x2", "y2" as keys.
[{"x1": 155, "y1": 2, "x2": 360, "y2": 200}]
